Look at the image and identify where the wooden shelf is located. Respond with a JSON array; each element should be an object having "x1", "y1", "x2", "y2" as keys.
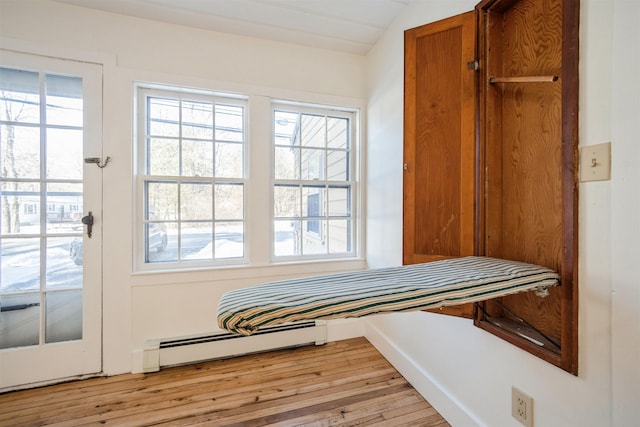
[{"x1": 489, "y1": 75, "x2": 559, "y2": 84}]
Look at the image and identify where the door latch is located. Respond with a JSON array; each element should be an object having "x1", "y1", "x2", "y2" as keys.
[
  {"x1": 82, "y1": 212, "x2": 94, "y2": 238},
  {"x1": 84, "y1": 157, "x2": 111, "y2": 168}
]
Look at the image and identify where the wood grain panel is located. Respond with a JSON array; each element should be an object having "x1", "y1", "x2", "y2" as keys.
[
  {"x1": 499, "y1": 0, "x2": 563, "y2": 270},
  {"x1": 476, "y1": 0, "x2": 579, "y2": 374},
  {"x1": 403, "y1": 12, "x2": 477, "y2": 318},
  {"x1": 403, "y1": 11, "x2": 476, "y2": 263},
  {"x1": 414, "y1": 27, "x2": 463, "y2": 256},
  {"x1": 495, "y1": 0, "x2": 563, "y2": 341}
]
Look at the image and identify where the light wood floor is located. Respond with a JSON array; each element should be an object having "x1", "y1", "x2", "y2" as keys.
[{"x1": 0, "y1": 337, "x2": 450, "y2": 426}]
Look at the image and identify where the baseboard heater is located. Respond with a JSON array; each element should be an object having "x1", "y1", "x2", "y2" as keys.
[{"x1": 142, "y1": 320, "x2": 327, "y2": 373}]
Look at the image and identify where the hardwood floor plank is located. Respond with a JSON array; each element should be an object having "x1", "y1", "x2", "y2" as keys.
[
  {"x1": 257, "y1": 388, "x2": 428, "y2": 426},
  {"x1": 1, "y1": 339, "x2": 374, "y2": 409},
  {"x1": 0, "y1": 338, "x2": 450, "y2": 427},
  {"x1": 79, "y1": 373, "x2": 407, "y2": 426},
  {"x1": 2, "y1": 349, "x2": 389, "y2": 423},
  {"x1": 189, "y1": 383, "x2": 414, "y2": 427},
  {"x1": 40, "y1": 369, "x2": 402, "y2": 426},
  {"x1": 1, "y1": 339, "x2": 376, "y2": 412},
  {"x1": 30, "y1": 351, "x2": 396, "y2": 425}
]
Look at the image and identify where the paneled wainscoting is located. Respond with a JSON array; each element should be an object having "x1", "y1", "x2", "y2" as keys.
[{"x1": 0, "y1": 337, "x2": 450, "y2": 426}]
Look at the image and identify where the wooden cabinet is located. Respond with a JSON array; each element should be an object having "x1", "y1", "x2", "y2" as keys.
[{"x1": 403, "y1": 0, "x2": 579, "y2": 374}]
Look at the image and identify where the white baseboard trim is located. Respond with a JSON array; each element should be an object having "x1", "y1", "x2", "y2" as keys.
[
  {"x1": 326, "y1": 318, "x2": 366, "y2": 342},
  {"x1": 364, "y1": 321, "x2": 485, "y2": 427},
  {"x1": 131, "y1": 349, "x2": 145, "y2": 374}
]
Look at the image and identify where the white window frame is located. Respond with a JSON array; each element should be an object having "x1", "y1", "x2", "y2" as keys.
[
  {"x1": 134, "y1": 84, "x2": 249, "y2": 272},
  {"x1": 271, "y1": 101, "x2": 358, "y2": 262}
]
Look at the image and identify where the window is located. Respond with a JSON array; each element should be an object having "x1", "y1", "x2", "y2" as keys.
[
  {"x1": 136, "y1": 87, "x2": 246, "y2": 269},
  {"x1": 273, "y1": 105, "x2": 355, "y2": 259},
  {"x1": 135, "y1": 86, "x2": 359, "y2": 271}
]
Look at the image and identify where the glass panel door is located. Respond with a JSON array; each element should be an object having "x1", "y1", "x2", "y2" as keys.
[{"x1": 0, "y1": 50, "x2": 102, "y2": 390}]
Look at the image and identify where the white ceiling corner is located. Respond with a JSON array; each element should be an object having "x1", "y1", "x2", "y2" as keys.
[{"x1": 52, "y1": 0, "x2": 411, "y2": 54}]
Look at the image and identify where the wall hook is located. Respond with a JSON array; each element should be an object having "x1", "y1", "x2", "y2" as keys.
[{"x1": 84, "y1": 157, "x2": 111, "y2": 168}]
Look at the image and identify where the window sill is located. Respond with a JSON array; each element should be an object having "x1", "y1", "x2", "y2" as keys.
[{"x1": 130, "y1": 257, "x2": 367, "y2": 287}]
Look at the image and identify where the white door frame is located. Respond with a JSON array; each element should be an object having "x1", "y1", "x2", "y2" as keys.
[{"x1": 0, "y1": 49, "x2": 103, "y2": 390}]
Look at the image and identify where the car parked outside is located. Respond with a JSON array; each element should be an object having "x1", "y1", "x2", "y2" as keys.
[{"x1": 69, "y1": 222, "x2": 167, "y2": 265}]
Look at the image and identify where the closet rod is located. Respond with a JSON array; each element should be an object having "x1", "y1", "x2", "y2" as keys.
[{"x1": 489, "y1": 75, "x2": 558, "y2": 84}]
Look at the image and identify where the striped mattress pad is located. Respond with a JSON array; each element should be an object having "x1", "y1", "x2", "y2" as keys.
[{"x1": 217, "y1": 256, "x2": 559, "y2": 336}]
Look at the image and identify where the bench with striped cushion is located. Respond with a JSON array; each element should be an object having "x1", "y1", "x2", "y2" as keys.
[{"x1": 217, "y1": 256, "x2": 559, "y2": 336}]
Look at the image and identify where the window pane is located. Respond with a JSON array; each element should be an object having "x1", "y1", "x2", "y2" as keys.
[
  {"x1": 300, "y1": 114, "x2": 325, "y2": 147},
  {"x1": 301, "y1": 149, "x2": 325, "y2": 180},
  {"x1": 46, "y1": 237, "x2": 82, "y2": 289},
  {"x1": 0, "y1": 182, "x2": 40, "y2": 235},
  {"x1": 215, "y1": 142, "x2": 243, "y2": 178},
  {"x1": 148, "y1": 97, "x2": 179, "y2": 137},
  {"x1": 0, "y1": 238, "x2": 40, "y2": 292},
  {"x1": 328, "y1": 186, "x2": 350, "y2": 216},
  {"x1": 328, "y1": 219, "x2": 351, "y2": 254},
  {"x1": 45, "y1": 290, "x2": 82, "y2": 343},
  {"x1": 302, "y1": 186, "x2": 324, "y2": 217},
  {"x1": 46, "y1": 182, "x2": 83, "y2": 234},
  {"x1": 274, "y1": 111, "x2": 298, "y2": 146},
  {"x1": 45, "y1": 74, "x2": 83, "y2": 127},
  {"x1": 1, "y1": 124, "x2": 40, "y2": 179},
  {"x1": 274, "y1": 184, "x2": 300, "y2": 218},
  {"x1": 216, "y1": 105, "x2": 243, "y2": 142},
  {"x1": 327, "y1": 150, "x2": 348, "y2": 181},
  {"x1": 327, "y1": 117, "x2": 348, "y2": 149},
  {"x1": 182, "y1": 100, "x2": 213, "y2": 139},
  {"x1": 215, "y1": 183, "x2": 243, "y2": 220},
  {"x1": 149, "y1": 138, "x2": 179, "y2": 176},
  {"x1": 181, "y1": 182, "x2": 213, "y2": 221},
  {"x1": 145, "y1": 222, "x2": 172, "y2": 263},
  {"x1": 0, "y1": 293, "x2": 40, "y2": 349},
  {"x1": 47, "y1": 128, "x2": 83, "y2": 180},
  {"x1": 147, "y1": 181, "x2": 178, "y2": 221},
  {"x1": 0, "y1": 68, "x2": 40, "y2": 124},
  {"x1": 302, "y1": 219, "x2": 326, "y2": 255},
  {"x1": 274, "y1": 146, "x2": 298, "y2": 180},
  {"x1": 215, "y1": 221, "x2": 243, "y2": 259},
  {"x1": 274, "y1": 219, "x2": 298, "y2": 256},
  {"x1": 182, "y1": 139, "x2": 213, "y2": 177},
  {"x1": 181, "y1": 222, "x2": 212, "y2": 261},
  {"x1": 68, "y1": 236, "x2": 83, "y2": 267}
]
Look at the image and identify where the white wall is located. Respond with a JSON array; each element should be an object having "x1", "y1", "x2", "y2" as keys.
[
  {"x1": 0, "y1": 0, "x2": 368, "y2": 376},
  {"x1": 609, "y1": 2, "x2": 640, "y2": 426},
  {"x1": 365, "y1": 0, "x2": 639, "y2": 426}
]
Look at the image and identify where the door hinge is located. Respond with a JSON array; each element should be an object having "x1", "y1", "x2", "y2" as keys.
[{"x1": 467, "y1": 60, "x2": 479, "y2": 71}]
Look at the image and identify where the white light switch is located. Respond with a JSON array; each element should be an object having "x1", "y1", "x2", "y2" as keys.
[{"x1": 580, "y1": 142, "x2": 611, "y2": 182}]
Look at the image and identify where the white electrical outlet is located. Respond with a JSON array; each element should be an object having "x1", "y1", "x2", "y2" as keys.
[{"x1": 512, "y1": 386, "x2": 533, "y2": 427}]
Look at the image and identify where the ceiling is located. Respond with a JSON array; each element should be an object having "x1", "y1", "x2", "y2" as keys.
[{"x1": 53, "y1": 0, "x2": 411, "y2": 55}]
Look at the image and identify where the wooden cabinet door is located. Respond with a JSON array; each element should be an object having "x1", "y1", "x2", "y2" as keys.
[{"x1": 403, "y1": 11, "x2": 477, "y2": 317}]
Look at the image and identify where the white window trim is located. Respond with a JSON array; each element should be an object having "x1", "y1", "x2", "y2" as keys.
[
  {"x1": 133, "y1": 84, "x2": 249, "y2": 272},
  {"x1": 270, "y1": 101, "x2": 360, "y2": 263},
  {"x1": 132, "y1": 85, "x2": 365, "y2": 275}
]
